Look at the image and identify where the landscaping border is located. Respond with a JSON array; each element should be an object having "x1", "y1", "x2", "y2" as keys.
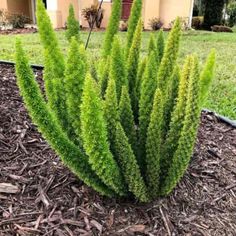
[
  {"x1": 203, "y1": 109, "x2": 236, "y2": 128},
  {"x1": 0, "y1": 60, "x2": 44, "y2": 70}
]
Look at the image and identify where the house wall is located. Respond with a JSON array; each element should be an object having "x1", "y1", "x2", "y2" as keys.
[
  {"x1": 7, "y1": 0, "x2": 31, "y2": 17},
  {"x1": 143, "y1": 0, "x2": 160, "y2": 29},
  {"x1": 47, "y1": 0, "x2": 79, "y2": 28},
  {"x1": 0, "y1": 0, "x2": 193, "y2": 29},
  {"x1": 87, "y1": 0, "x2": 161, "y2": 29},
  {"x1": 78, "y1": 0, "x2": 96, "y2": 28},
  {"x1": 100, "y1": 2, "x2": 112, "y2": 28},
  {"x1": 79, "y1": 0, "x2": 113, "y2": 28},
  {"x1": 0, "y1": 0, "x2": 8, "y2": 10},
  {"x1": 160, "y1": 0, "x2": 193, "y2": 28},
  {"x1": 81, "y1": 0, "x2": 193, "y2": 30},
  {"x1": 46, "y1": 0, "x2": 60, "y2": 28},
  {"x1": 58, "y1": 0, "x2": 79, "y2": 27},
  {"x1": 0, "y1": 0, "x2": 34, "y2": 23}
]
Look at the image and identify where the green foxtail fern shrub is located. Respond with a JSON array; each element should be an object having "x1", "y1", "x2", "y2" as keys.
[
  {"x1": 102, "y1": 0, "x2": 122, "y2": 58},
  {"x1": 15, "y1": 0, "x2": 216, "y2": 202},
  {"x1": 66, "y1": 4, "x2": 80, "y2": 42}
]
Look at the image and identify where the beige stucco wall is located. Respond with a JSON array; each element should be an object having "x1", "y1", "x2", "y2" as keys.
[
  {"x1": 0, "y1": 0, "x2": 193, "y2": 29},
  {"x1": 100, "y1": 2, "x2": 112, "y2": 28},
  {"x1": 47, "y1": 10, "x2": 62, "y2": 28},
  {"x1": 160, "y1": 0, "x2": 193, "y2": 28},
  {"x1": 143, "y1": 0, "x2": 160, "y2": 29},
  {"x1": 7, "y1": 0, "x2": 31, "y2": 16},
  {"x1": 78, "y1": 0, "x2": 96, "y2": 28},
  {"x1": 88, "y1": 0, "x2": 160, "y2": 30},
  {"x1": 0, "y1": 0, "x2": 8, "y2": 10},
  {"x1": 58, "y1": 0, "x2": 79, "y2": 27},
  {"x1": 81, "y1": 0, "x2": 193, "y2": 30},
  {"x1": 47, "y1": 0, "x2": 79, "y2": 28},
  {"x1": 0, "y1": 0, "x2": 34, "y2": 22},
  {"x1": 78, "y1": 0, "x2": 112, "y2": 28}
]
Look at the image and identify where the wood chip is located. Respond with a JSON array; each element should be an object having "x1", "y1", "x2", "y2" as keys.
[
  {"x1": 1, "y1": 64, "x2": 236, "y2": 236},
  {"x1": 0, "y1": 183, "x2": 19, "y2": 193},
  {"x1": 128, "y1": 224, "x2": 146, "y2": 233},
  {"x1": 91, "y1": 219, "x2": 103, "y2": 232}
]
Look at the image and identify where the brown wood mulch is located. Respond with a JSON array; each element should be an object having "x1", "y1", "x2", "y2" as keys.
[
  {"x1": 0, "y1": 28, "x2": 37, "y2": 35},
  {"x1": 0, "y1": 27, "x2": 105, "y2": 35},
  {"x1": 0, "y1": 63, "x2": 235, "y2": 236}
]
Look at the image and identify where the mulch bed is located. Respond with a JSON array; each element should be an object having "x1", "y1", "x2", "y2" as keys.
[
  {"x1": 0, "y1": 63, "x2": 235, "y2": 236},
  {"x1": 0, "y1": 28, "x2": 37, "y2": 35}
]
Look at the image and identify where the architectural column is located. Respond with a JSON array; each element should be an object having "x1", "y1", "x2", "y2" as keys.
[
  {"x1": 188, "y1": 0, "x2": 194, "y2": 28},
  {"x1": 30, "y1": 0, "x2": 36, "y2": 24}
]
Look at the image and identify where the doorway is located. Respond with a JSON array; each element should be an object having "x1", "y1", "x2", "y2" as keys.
[
  {"x1": 121, "y1": 0, "x2": 133, "y2": 20},
  {"x1": 43, "y1": 0, "x2": 47, "y2": 9}
]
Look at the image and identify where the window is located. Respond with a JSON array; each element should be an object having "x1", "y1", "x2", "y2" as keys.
[{"x1": 43, "y1": 0, "x2": 47, "y2": 9}]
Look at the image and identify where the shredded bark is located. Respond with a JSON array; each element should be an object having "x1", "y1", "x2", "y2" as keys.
[
  {"x1": 0, "y1": 28, "x2": 37, "y2": 35},
  {"x1": 0, "y1": 64, "x2": 235, "y2": 235}
]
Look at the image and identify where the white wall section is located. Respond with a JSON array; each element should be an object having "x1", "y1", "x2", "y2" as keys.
[{"x1": 47, "y1": 0, "x2": 58, "y2": 11}]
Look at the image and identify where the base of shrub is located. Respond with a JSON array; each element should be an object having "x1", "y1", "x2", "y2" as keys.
[{"x1": 211, "y1": 25, "x2": 233, "y2": 33}]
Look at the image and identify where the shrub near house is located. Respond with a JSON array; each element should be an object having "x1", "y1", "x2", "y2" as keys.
[
  {"x1": 15, "y1": 0, "x2": 215, "y2": 202},
  {"x1": 0, "y1": 9, "x2": 30, "y2": 29}
]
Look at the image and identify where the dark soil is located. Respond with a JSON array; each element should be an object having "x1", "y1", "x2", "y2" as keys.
[
  {"x1": 0, "y1": 63, "x2": 235, "y2": 236},
  {"x1": 0, "y1": 28, "x2": 37, "y2": 35}
]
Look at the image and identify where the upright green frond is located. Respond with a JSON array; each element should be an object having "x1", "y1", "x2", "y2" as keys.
[
  {"x1": 162, "y1": 57, "x2": 201, "y2": 196},
  {"x1": 64, "y1": 38, "x2": 87, "y2": 141},
  {"x1": 119, "y1": 86, "x2": 137, "y2": 155},
  {"x1": 104, "y1": 79, "x2": 120, "y2": 153},
  {"x1": 161, "y1": 56, "x2": 193, "y2": 180},
  {"x1": 15, "y1": 39, "x2": 114, "y2": 197},
  {"x1": 79, "y1": 44, "x2": 88, "y2": 72},
  {"x1": 99, "y1": 57, "x2": 111, "y2": 98},
  {"x1": 43, "y1": 50, "x2": 70, "y2": 135},
  {"x1": 36, "y1": 0, "x2": 65, "y2": 78},
  {"x1": 139, "y1": 52, "x2": 158, "y2": 169},
  {"x1": 109, "y1": 36, "x2": 127, "y2": 100},
  {"x1": 43, "y1": 50, "x2": 56, "y2": 110},
  {"x1": 43, "y1": 70, "x2": 68, "y2": 133},
  {"x1": 126, "y1": 0, "x2": 142, "y2": 57},
  {"x1": 114, "y1": 123, "x2": 149, "y2": 202},
  {"x1": 66, "y1": 4, "x2": 80, "y2": 42},
  {"x1": 146, "y1": 89, "x2": 163, "y2": 198},
  {"x1": 136, "y1": 57, "x2": 147, "y2": 103},
  {"x1": 162, "y1": 66, "x2": 180, "y2": 135},
  {"x1": 199, "y1": 49, "x2": 216, "y2": 105},
  {"x1": 148, "y1": 34, "x2": 157, "y2": 57},
  {"x1": 156, "y1": 30, "x2": 165, "y2": 64},
  {"x1": 127, "y1": 18, "x2": 143, "y2": 118},
  {"x1": 81, "y1": 74, "x2": 126, "y2": 195},
  {"x1": 102, "y1": 0, "x2": 122, "y2": 58},
  {"x1": 157, "y1": 18, "x2": 181, "y2": 92},
  {"x1": 90, "y1": 60, "x2": 99, "y2": 82},
  {"x1": 37, "y1": 0, "x2": 68, "y2": 132}
]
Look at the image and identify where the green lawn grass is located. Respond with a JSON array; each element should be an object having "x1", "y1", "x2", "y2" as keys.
[{"x1": 0, "y1": 30, "x2": 235, "y2": 120}]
